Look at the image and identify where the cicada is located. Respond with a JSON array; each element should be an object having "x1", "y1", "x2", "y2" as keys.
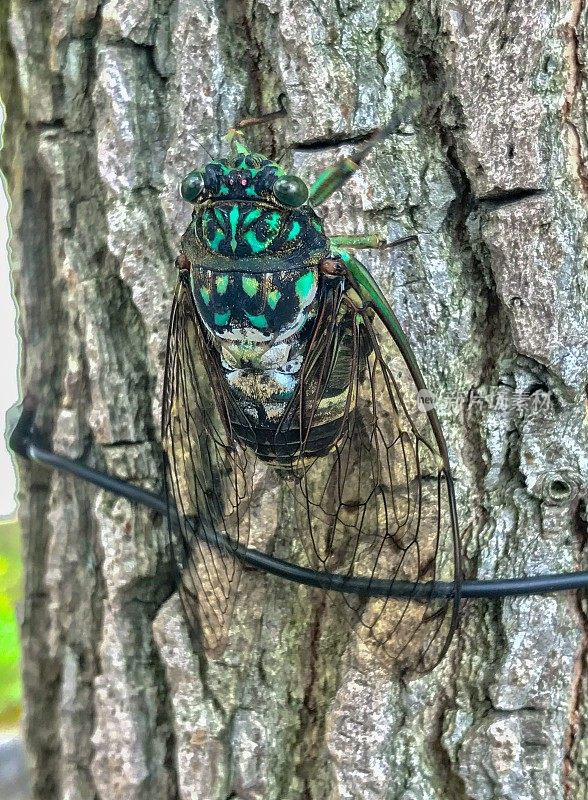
[{"x1": 162, "y1": 110, "x2": 461, "y2": 674}]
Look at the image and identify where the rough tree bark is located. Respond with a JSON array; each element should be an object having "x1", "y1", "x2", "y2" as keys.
[{"x1": 1, "y1": 1, "x2": 587, "y2": 798}]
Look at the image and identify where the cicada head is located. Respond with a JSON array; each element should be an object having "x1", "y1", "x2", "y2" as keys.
[
  {"x1": 180, "y1": 153, "x2": 308, "y2": 208},
  {"x1": 179, "y1": 136, "x2": 327, "y2": 262}
]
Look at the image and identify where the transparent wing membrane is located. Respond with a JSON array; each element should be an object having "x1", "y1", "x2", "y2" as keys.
[
  {"x1": 163, "y1": 266, "x2": 460, "y2": 674},
  {"x1": 162, "y1": 277, "x2": 252, "y2": 654},
  {"x1": 282, "y1": 290, "x2": 459, "y2": 673}
]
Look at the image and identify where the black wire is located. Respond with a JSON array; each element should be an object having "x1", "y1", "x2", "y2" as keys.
[{"x1": 10, "y1": 400, "x2": 587, "y2": 602}]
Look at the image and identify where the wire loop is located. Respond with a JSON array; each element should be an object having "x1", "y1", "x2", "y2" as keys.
[{"x1": 9, "y1": 399, "x2": 588, "y2": 601}]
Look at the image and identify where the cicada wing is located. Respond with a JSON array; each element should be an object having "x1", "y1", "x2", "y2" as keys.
[
  {"x1": 284, "y1": 272, "x2": 461, "y2": 675},
  {"x1": 162, "y1": 274, "x2": 253, "y2": 655}
]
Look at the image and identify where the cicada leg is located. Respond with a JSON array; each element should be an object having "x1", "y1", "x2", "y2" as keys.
[
  {"x1": 236, "y1": 94, "x2": 287, "y2": 129},
  {"x1": 225, "y1": 96, "x2": 288, "y2": 156},
  {"x1": 308, "y1": 98, "x2": 419, "y2": 207},
  {"x1": 329, "y1": 234, "x2": 417, "y2": 250}
]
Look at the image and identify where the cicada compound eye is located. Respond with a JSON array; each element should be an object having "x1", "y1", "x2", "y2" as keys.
[
  {"x1": 180, "y1": 170, "x2": 205, "y2": 203},
  {"x1": 273, "y1": 175, "x2": 309, "y2": 208}
]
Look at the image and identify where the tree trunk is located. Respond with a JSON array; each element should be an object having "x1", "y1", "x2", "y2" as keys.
[{"x1": 1, "y1": 1, "x2": 587, "y2": 798}]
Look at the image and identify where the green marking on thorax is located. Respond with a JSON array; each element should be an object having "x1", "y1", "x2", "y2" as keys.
[
  {"x1": 202, "y1": 209, "x2": 225, "y2": 250},
  {"x1": 243, "y1": 208, "x2": 262, "y2": 226},
  {"x1": 215, "y1": 274, "x2": 229, "y2": 295},
  {"x1": 200, "y1": 286, "x2": 211, "y2": 305},
  {"x1": 267, "y1": 212, "x2": 281, "y2": 232},
  {"x1": 242, "y1": 275, "x2": 259, "y2": 297},
  {"x1": 214, "y1": 310, "x2": 231, "y2": 326},
  {"x1": 244, "y1": 231, "x2": 267, "y2": 254},
  {"x1": 242, "y1": 208, "x2": 279, "y2": 254},
  {"x1": 295, "y1": 270, "x2": 316, "y2": 303},
  {"x1": 209, "y1": 231, "x2": 224, "y2": 250},
  {"x1": 229, "y1": 205, "x2": 240, "y2": 252},
  {"x1": 287, "y1": 220, "x2": 301, "y2": 241},
  {"x1": 246, "y1": 312, "x2": 268, "y2": 329},
  {"x1": 267, "y1": 289, "x2": 281, "y2": 310}
]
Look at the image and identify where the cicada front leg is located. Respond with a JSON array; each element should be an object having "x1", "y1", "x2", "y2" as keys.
[
  {"x1": 329, "y1": 234, "x2": 417, "y2": 251},
  {"x1": 308, "y1": 99, "x2": 419, "y2": 207}
]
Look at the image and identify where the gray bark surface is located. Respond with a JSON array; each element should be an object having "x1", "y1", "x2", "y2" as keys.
[{"x1": 1, "y1": 1, "x2": 587, "y2": 798}]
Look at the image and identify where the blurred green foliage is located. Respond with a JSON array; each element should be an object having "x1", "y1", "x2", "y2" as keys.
[{"x1": 0, "y1": 517, "x2": 22, "y2": 728}]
